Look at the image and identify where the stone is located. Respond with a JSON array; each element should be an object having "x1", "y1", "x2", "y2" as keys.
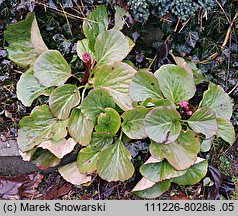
[{"x1": 0, "y1": 139, "x2": 19, "y2": 156}]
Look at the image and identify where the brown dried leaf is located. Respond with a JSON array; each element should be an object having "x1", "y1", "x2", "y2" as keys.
[
  {"x1": 0, "y1": 173, "x2": 43, "y2": 200},
  {"x1": 42, "y1": 184, "x2": 72, "y2": 200}
]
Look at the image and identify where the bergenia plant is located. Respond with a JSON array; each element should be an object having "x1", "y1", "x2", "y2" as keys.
[
  {"x1": 4, "y1": 5, "x2": 235, "y2": 199},
  {"x1": 128, "y1": 57, "x2": 235, "y2": 198}
]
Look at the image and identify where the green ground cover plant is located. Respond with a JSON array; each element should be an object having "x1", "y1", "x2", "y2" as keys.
[{"x1": 4, "y1": 5, "x2": 235, "y2": 199}]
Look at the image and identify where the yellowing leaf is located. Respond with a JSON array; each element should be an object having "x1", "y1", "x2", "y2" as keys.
[
  {"x1": 132, "y1": 178, "x2": 171, "y2": 199},
  {"x1": 58, "y1": 162, "x2": 91, "y2": 185},
  {"x1": 31, "y1": 16, "x2": 48, "y2": 54},
  {"x1": 4, "y1": 12, "x2": 48, "y2": 67},
  {"x1": 38, "y1": 138, "x2": 77, "y2": 159}
]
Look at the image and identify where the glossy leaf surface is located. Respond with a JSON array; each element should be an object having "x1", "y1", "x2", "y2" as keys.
[
  {"x1": 18, "y1": 105, "x2": 68, "y2": 151},
  {"x1": 77, "y1": 147, "x2": 100, "y2": 174},
  {"x1": 188, "y1": 107, "x2": 218, "y2": 139},
  {"x1": 121, "y1": 107, "x2": 149, "y2": 139},
  {"x1": 154, "y1": 64, "x2": 196, "y2": 103},
  {"x1": 199, "y1": 84, "x2": 232, "y2": 120},
  {"x1": 150, "y1": 131, "x2": 200, "y2": 170},
  {"x1": 34, "y1": 50, "x2": 71, "y2": 87},
  {"x1": 97, "y1": 140, "x2": 134, "y2": 181},
  {"x1": 144, "y1": 106, "x2": 181, "y2": 144},
  {"x1": 49, "y1": 84, "x2": 80, "y2": 120},
  {"x1": 68, "y1": 108, "x2": 94, "y2": 146},
  {"x1": 16, "y1": 68, "x2": 53, "y2": 107},
  {"x1": 93, "y1": 62, "x2": 136, "y2": 110}
]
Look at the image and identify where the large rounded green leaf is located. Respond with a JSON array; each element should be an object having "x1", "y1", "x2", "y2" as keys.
[
  {"x1": 80, "y1": 89, "x2": 115, "y2": 122},
  {"x1": 34, "y1": 50, "x2": 72, "y2": 87},
  {"x1": 4, "y1": 13, "x2": 34, "y2": 44},
  {"x1": 95, "y1": 108, "x2": 121, "y2": 134},
  {"x1": 188, "y1": 107, "x2": 218, "y2": 139},
  {"x1": 58, "y1": 162, "x2": 91, "y2": 186},
  {"x1": 49, "y1": 84, "x2": 80, "y2": 120},
  {"x1": 18, "y1": 105, "x2": 68, "y2": 152},
  {"x1": 83, "y1": 5, "x2": 108, "y2": 51},
  {"x1": 77, "y1": 147, "x2": 100, "y2": 174},
  {"x1": 121, "y1": 107, "x2": 149, "y2": 139},
  {"x1": 16, "y1": 68, "x2": 54, "y2": 107},
  {"x1": 90, "y1": 132, "x2": 114, "y2": 151},
  {"x1": 132, "y1": 178, "x2": 171, "y2": 199},
  {"x1": 140, "y1": 159, "x2": 187, "y2": 182},
  {"x1": 76, "y1": 38, "x2": 95, "y2": 62},
  {"x1": 6, "y1": 42, "x2": 38, "y2": 67},
  {"x1": 150, "y1": 131, "x2": 200, "y2": 170},
  {"x1": 154, "y1": 64, "x2": 196, "y2": 103},
  {"x1": 144, "y1": 106, "x2": 181, "y2": 144},
  {"x1": 94, "y1": 29, "x2": 130, "y2": 65},
  {"x1": 67, "y1": 108, "x2": 94, "y2": 146},
  {"x1": 97, "y1": 140, "x2": 134, "y2": 181},
  {"x1": 93, "y1": 62, "x2": 136, "y2": 111},
  {"x1": 4, "y1": 12, "x2": 48, "y2": 67},
  {"x1": 172, "y1": 158, "x2": 208, "y2": 185},
  {"x1": 38, "y1": 138, "x2": 77, "y2": 159},
  {"x1": 199, "y1": 84, "x2": 233, "y2": 120},
  {"x1": 129, "y1": 70, "x2": 163, "y2": 102},
  {"x1": 216, "y1": 118, "x2": 235, "y2": 145}
]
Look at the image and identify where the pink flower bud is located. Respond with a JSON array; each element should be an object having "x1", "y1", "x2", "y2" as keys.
[
  {"x1": 82, "y1": 52, "x2": 91, "y2": 63},
  {"x1": 179, "y1": 100, "x2": 189, "y2": 108},
  {"x1": 186, "y1": 110, "x2": 192, "y2": 116}
]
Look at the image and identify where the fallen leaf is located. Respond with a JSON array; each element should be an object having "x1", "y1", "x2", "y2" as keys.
[
  {"x1": 0, "y1": 173, "x2": 43, "y2": 200},
  {"x1": 205, "y1": 165, "x2": 235, "y2": 199},
  {"x1": 42, "y1": 184, "x2": 72, "y2": 200},
  {"x1": 21, "y1": 173, "x2": 44, "y2": 199}
]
